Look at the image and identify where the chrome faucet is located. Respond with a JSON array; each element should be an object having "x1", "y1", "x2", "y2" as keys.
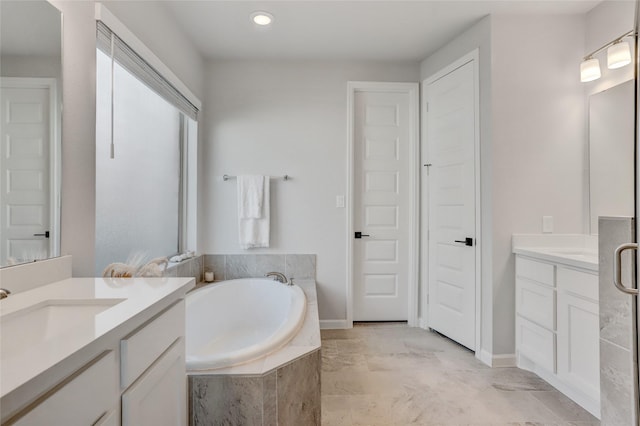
[
  {"x1": 265, "y1": 272, "x2": 291, "y2": 285},
  {"x1": 0, "y1": 288, "x2": 11, "y2": 299}
]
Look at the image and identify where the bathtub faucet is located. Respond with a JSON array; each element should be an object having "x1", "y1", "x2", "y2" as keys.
[{"x1": 265, "y1": 272, "x2": 291, "y2": 285}]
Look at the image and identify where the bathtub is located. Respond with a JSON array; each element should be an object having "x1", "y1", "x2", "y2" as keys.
[{"x1": 185, "y1": 278, "x2": 307, "y2": 371}]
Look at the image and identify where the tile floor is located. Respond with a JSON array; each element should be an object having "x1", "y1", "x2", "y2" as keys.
[{"x1": 321, "y1": 323, "x2": 600, "y2": 426}]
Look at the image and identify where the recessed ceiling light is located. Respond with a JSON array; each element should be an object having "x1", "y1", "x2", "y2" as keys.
[{"x1": 250, "y1": 11, "x2": 273, "y2": 26}]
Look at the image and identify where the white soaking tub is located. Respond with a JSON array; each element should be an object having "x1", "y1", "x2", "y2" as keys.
[{"x1": 185, "y1": 278, "x2": 306, "y2": 371}]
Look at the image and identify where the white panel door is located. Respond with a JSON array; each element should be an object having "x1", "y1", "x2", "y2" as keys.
[
  {"x1": 0, "y1": 84, "x2": 51, "y2": 265},
  {"x1": 354, "y1": 90, "x2": 412, "y2": 321},
  {"x1": 426, "y1": 60, "x2": 477, "y2": 349}
]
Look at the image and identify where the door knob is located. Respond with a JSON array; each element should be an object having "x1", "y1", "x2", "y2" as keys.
[
  {"x1": 454, "y1": 237, "x2": 473, "y2": 246},
  {"x1": 33, "y1": 231, "x2": 50, "y2": 238},
  {"x1": 355, "y1": 232, "x2": 370, "y2": 239}
]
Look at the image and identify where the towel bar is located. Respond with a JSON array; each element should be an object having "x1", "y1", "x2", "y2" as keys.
[{"x1": 223, "y1": 174, "x2": 290, "y2": 181}]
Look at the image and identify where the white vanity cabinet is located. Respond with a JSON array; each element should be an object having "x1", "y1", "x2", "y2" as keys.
[
  {"x1": 6, "y1": 301, "x2": 186, "y2": 425},
  {"x1": 515, "y1": 255, "x2": 600, "y2": 418},
  {"x1": 2, "y1": 282, "x2": 191, "y2": 426}
]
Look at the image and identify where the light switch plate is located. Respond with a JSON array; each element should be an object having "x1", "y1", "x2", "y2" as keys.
[
  {"x1": 336, "y1": 195, "x2": 345, "y2": 208},
  {"x1": 542, "y1": 216, "x2": 553, "y2": 233}
]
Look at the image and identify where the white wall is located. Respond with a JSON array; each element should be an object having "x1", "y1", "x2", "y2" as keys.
[
  {"x1": 490, "y1": 14, "x2": 586, "y2": 355},
  {"x1": 1, "y1": 55, "x2": 61, "y2": 80},
  {"x1": 200, "y1": 59, "x2": 419, "y2": 320},
  {"x1": 47, "y1": 0, "x2": 204, "y2": 276},
  {"x1": 99, "y1": 1, "x2": 204, "y2": 98},
  {"x1": 420, "y1": 14, "x2": 586, "y2": 359}
]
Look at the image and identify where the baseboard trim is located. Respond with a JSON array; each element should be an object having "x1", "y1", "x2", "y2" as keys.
[
  {"x1": 478, "y1": 349, "x2": 516, "y2": 368},
  {"x1": 418, "y1": 317, "x2": 429, "y2": 329},
  {"x1": 320, "y1": 320, "x2": 351, "y2": 329}
]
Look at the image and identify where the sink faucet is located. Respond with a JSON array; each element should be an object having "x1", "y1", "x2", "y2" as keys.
[
  {"x1": 0, "y1": 288, "x2": 11, "y2": 299},
  {"x1": 265, "y1": 272, "x2": 291, "y2": 285}
]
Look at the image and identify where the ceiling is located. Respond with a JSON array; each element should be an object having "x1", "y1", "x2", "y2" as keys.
[{"x1": 164, "y1": 0, "x2": 602, "y2": 62}]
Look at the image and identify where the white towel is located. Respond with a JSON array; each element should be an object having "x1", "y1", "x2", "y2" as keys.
[
  {"x1": 238, "y1": 175, "x2": 270, "y2": 249},
  {"x1": 238, "y1": 175, "x2": 265, "y2": 219}
]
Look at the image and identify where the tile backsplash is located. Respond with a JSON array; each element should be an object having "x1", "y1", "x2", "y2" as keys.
[
  {"x1": 166, "y1": 255, "x2": 203, "y2": 282},
  {"x1": 204, "y1": 254, "x2": 316, "y2": 282}
]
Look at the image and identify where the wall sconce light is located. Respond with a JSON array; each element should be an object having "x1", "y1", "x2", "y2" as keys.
[
  {"x1": 607, "y1": 40, "x2": 632, "y2": 69},
  {"x1": 580, "y1": 30, "x2": 635, "y2": 82},
  {"x1": 580, "y1": 57, "x2": 601, "y2": 82}
]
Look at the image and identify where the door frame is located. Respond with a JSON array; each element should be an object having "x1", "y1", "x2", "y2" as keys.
[
  {"x1": 420, "y1": 50, "x2": 482, "y2": 353},
  {"x1": 346, "y1": 81, "x2": 420, "y2": 328},
  {"x1": 0, "y1": 77, "x2": 61, "y2": 259}
]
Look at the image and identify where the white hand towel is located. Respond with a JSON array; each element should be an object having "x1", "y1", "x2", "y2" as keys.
[
  {"x1": 238, "y1": 175, "x2": 265, "y2": 219},
  {"x1": 238, "y1": 176, "x2": 270, "y2": 249}
]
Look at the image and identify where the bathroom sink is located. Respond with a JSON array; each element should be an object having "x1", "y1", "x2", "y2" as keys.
[{"x1": 0, "y1": 299, "x2": 125, "y2": 358}]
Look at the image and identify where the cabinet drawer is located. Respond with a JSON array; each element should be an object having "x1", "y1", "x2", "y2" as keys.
[
  {"x1": 516, "y1": 278, "x2": 555, "y2": 330},
  {"x1": 12, "y1": 351, "x2": 118, "y2": 426},
  {"x1": 121, "y1": 300, "x2": 184, "y2": 389},
  {"x1": 516, "y1": 316, "x2": 556, "y2": 373},
  {"x1": 516, "y1": 257, "x2": 555, "y2": 287},
  {"x1": 557, "y1": 267, "x2": 598, "y2": 301}
]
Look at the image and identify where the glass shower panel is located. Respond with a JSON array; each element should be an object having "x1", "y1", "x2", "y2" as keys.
[{"x1": 96, "y1": 50, "x2": 181, "y2": 274}]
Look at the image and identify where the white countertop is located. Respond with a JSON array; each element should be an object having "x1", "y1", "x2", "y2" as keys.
[
  {"x1": 0, "y1": 277, "x2": 194, "y2": 405},
  {"x1": 512, "y1": 234, "x2": 598, "y2": 272},
  {"x1": 513, "y1": 247, "x2": 598, "y2": 272}
]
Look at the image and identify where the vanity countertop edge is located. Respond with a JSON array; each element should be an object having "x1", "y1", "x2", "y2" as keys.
[{"x1": 512, "y1": 247, "x2": 598, "y2": 272}]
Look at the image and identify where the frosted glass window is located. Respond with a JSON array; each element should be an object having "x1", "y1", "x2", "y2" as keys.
[{"x1": 95, "y1": 49, "x2": 182, "y2": 273}]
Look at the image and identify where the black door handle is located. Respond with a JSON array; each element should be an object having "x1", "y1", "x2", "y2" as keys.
[
  {"x1": 454, "y1": 237, "x2": 473, "y2": 246},
  {"x1": 355, "y1": 232, "x2": 370, "y2": 239},
  {"x1": 33, "y1": 231, "x2": 50, "y2": 238}
]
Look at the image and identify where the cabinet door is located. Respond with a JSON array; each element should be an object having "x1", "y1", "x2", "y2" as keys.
[
  {"x1": 122, "y1": 338, "x2": 186, "y2": 426},
  {"x1": 13, "y1": 351, "x2": 119, "y2": 426},
  {"x1": 516, "y1": 316, "x2": 556, "y2": 372},
  {"x1": 557, "y1": 290, "x2": 600, "y2": 403},
  {"x1": 94, "y1": 408, "x2": 120, "y2": 426},
  {"x1": 516, "y1": 278, "x2": 555, "y2": 330}
]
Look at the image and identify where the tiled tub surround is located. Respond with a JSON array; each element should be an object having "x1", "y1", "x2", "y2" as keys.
[
  {"x1": 167, "y1": 254, "x2": 204, "y2": 282},
  {"x1": 203, "y1": 254, "x2": 316, "y2": 282},
  {"x1": 188, "y1": 280, "x2": 321, "y2": 425},
  {"x1": 598, "y1": 217, "x2": 637, "y2": 425}
]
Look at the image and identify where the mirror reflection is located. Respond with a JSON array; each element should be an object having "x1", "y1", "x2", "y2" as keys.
[
  {"x1": 589, "y1": 79, "x2": 635, "y2": 234},
  {"x1": 0, "y1": 0, "x2": 62, "y2": 266}
]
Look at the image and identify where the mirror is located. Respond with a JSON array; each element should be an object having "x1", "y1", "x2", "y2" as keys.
[
  {"x1": 0, "y1": 1, "x2": 62, "y2": 266},
  {"x1": 589, "y1": 79, "x2": 635, "y2": 234}
]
